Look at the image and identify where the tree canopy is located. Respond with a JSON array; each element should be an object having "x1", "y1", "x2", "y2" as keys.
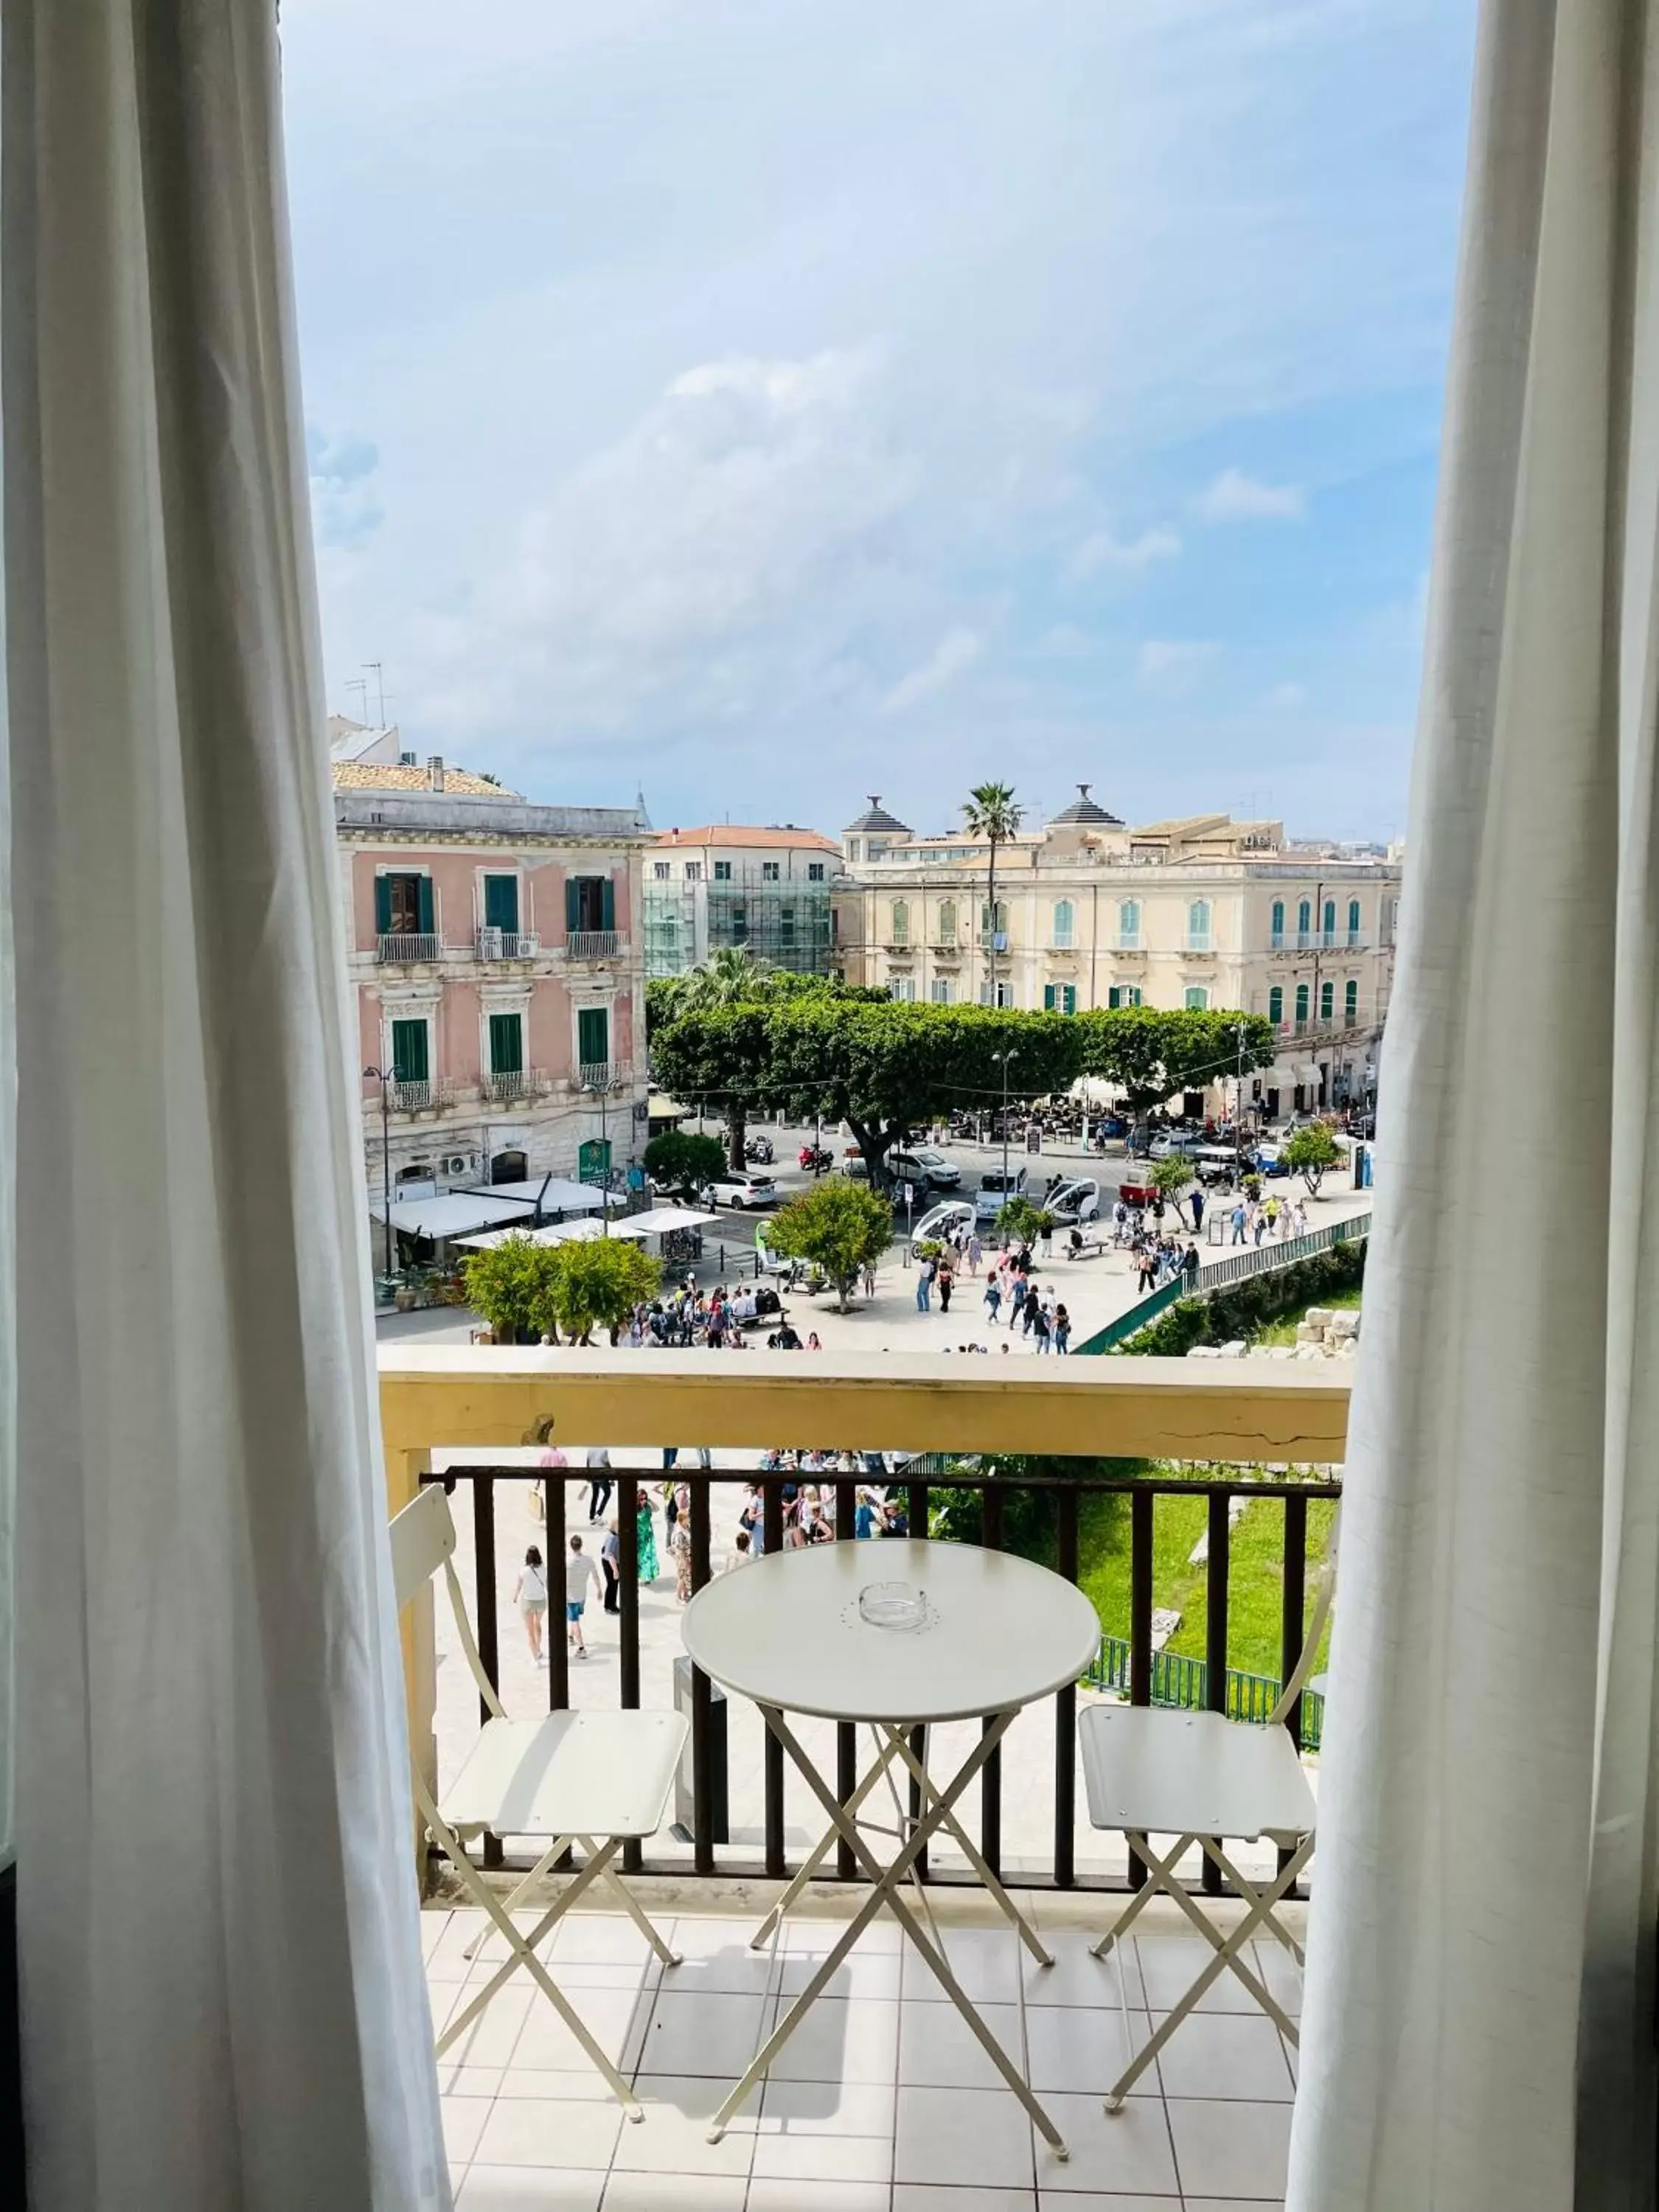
[
  {"x1": 1075, "y1": 1006, "x2": 1277, "y2": 1116},
  {"x1": 1280, "y1": 1122, "x2": 1343, "y2": 1195},
  {"x1": 544, "y1": 1237, "x2": 661, "y2": 1343},
  {"x1": 642, "y1": 1128, "x2": 726, "y2": 1195},
  {"x1": 764, "y1": 1179, "x2": 892, "y2": 1310}
]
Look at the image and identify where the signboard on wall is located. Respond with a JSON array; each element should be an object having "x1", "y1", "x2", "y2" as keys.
[{"x1": 578, "y1": 1139, "x2": 612, "y2": 1186}]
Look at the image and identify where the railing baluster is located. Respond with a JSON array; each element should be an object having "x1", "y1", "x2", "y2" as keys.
[
  {"x1": 906, "y1": 1476, "x2": 931, "y2": 1879},
  {"x1": 1279, "y1": 1492, "x2": 1310, "y2": 1888},
  {"x1": 618, "y1": 1471, "x2": 642, "y2": 1874},
  {"x1": 834, "y1": 1476, "x2": 858, "y2": 1882},
  {"x1": 546, "y1": 1466, "x2": 568, "y2": 1717},
  {"x1": 762, "y1": 1479, "x2": 785, "y2": 1878},
  {"x1": 1054, "y1": 1484, "x2": 1079, "y2": 1888},
  {"x1": 980, "y1": 1481, "x2": 1004, "y2": 1882},
  {"x1": 689, "y1": 1480, "x2": 714, "y2": 1877},
  {"x1": 1127, "y1": 1486, "x2": 1155, "y2": 1891},
  {"x1": 1203, "y1": 1489, "x2": 1231, "y2": 1896},
  {"x1": 471, "y1": 1476, "x2": 503, "y2": 1869}
]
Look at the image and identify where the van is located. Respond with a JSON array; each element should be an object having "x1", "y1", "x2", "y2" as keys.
[{"x1": 975, "y1": 1165, "x2": 1028, "y2": 1222}]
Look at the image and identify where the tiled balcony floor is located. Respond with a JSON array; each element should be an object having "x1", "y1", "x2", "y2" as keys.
[{"x1": 425, "y1": 1897, "x2": 1300, "y2": 2209}]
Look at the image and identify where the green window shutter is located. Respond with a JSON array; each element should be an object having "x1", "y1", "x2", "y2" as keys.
[
  {"x1": 1345, "y1": 980, "x2": 1359, "y2": 1023},
  {"x1": 566, "y1": 877, "x2": 580, "y2": 931},
  {"x1": 1062, "y1": 985, "x2": 1077, "y2": 1015},
  {"x1": 1295, "y1": 984, "x2": 1310, "y2": 1022},
  {"x1": 1269, "y1": 986, "x2": 1283, "y2": 1023},
  {"x1": 416, "y1": 875, "x2": 435, "y2": 935},
  {"x1": 1043, "y1": 984, "x2": 1056, "y2": 1011},
  {"x1": 484, "y1": 875, "x2": 518, "y2": 932},
  {"x1": 577, "y1": 1006, "x2": 609, "y2": 1066},
  {"x1": 602, "y1": 877, "x2": 616, "y2": 931},
  {"x1": 489, "y1": 1013, "x2": 523, "y2": 1073},
  {"x1": 375, "y1": 875, "x2": 392, "y2": 933},
  {"x1": 391, "y1": 1018, "x2": 428, "y2": 1084}
]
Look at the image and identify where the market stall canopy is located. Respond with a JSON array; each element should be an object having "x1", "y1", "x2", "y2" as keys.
[
  {"x1": 625, "y1": 1206, "x2": 720, "y2": 1236},
  {"x1": 465, "y1": 1175, "x2": 608, "y2": 1214},
  {"x1": 453, "y1": 1217, "x2": 649, "y2": 1251},
  {"x1": 647, "y1": 1094, "x2": 692, "y2": 1121},
  {"x1": 369, "y1": 1193, "x2": 536, "y2": 1242}
]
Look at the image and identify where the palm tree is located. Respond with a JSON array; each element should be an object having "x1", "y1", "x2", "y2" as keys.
[
  {"x1": 962, "y1": 782, "x2": 1023, "y2": 1010},
  {"x1": 671, "y1": 946, "x2": 772, "y2": 1167}
]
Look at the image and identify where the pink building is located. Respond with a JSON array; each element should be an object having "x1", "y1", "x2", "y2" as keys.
[{"x1": 335, "y1": 751, "x2": 651, "y2": 1208}]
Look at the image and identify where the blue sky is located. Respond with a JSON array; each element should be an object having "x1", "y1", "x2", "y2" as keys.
[{"x1": 282, "y1": 0, "x2": 1477, "y2": 843}]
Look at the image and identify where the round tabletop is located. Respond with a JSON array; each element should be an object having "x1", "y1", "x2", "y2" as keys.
[{"x1": 681, "y1": 1538, "x2": 1102, "y2": 1724}]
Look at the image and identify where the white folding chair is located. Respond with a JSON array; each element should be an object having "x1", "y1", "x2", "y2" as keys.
[
  {"x1": 1079, "y1": 1506, "x2": 1338, "y2": 2110},
  {"x1": 391, "y1": 1484, "x2": 687, "y2": 2118}
]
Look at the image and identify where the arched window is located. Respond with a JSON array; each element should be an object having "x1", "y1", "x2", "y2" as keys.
[
  {"x1": 1184, "y1": 985, "x2": 1209, "y2": 1010},
  {"x1": 1320, "y1": 979, "x2": 1335, "y2": 1022},
  {"x1": 1186, "y1": 899, "x2": 1211, "y2": 950},
  {"x1": 1268, "y1": 985, "x2": 1284, "y2": 1024},
  {"x1": 1322, "y1": 899, "x2": 1336, "y2": 944},
  {"x1": 1347, "y1": 897, "x2": 1361, "y2": 942},
  {"x1": 1051, "y1": 899, "x2": 1074, "y2": 949},
  {"x1": 981, "y1": 900, "x2": 1009, "y2": 938},
  {"x1": 1118, "y1": 900, "x2": 1141, "y2": 948},
  {"x1": 890, "y1": 900, "x2": 908, "y2": 945},
  {"x1": 937, "y1": 897, "x2": 957, "y2": 944},
  {"x1": 1297, "y1": 899, "x2": 1312, "y2": 943},
  {"x1": 1270, "y1": 900, "x2": 1285, "y2": 947},
  {"x1": 1345, "y1": 978, "x2": 1359, "y2": 1026},
  {"x1": 1295, "y1": 981, "x2": 1310, "y2": 1026}
]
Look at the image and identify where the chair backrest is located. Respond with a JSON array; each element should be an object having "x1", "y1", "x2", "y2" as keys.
[
  {"x1": 1267, "y1": 1502, "x2": 1340, "y2": 1728},
  {"x1": 389, "y1": 1484, "x2": 506, "y2": 1722},
  {"x1": 390, "y1": 1482, "x2": 457, "y2": 1610}
]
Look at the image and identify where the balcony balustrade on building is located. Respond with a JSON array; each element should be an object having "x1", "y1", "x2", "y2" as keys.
[
  {"x1": 566, "y1": 930, "x2": 626, "y2": 961},
  {"x1": 475, "y1": 928, "x2": 540, "y2": 961},
  {"x1": 575, "y1": 1059, "x2": 628, "y2": 1092},
  {"x1": 481, "y1": 1067, "x2": 552, "y2": 1104},
  {"x1": 375, "y1": 932, "x2": 441, "y2": 964}
]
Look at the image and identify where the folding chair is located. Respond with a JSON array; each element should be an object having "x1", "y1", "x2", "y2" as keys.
[
  {"x1": 391, "y1": 1484, "x2": 687, "y2": 2118},
  {"x1": 1079, "y1": 1507, "x2": 1339, "y2": 2110}
]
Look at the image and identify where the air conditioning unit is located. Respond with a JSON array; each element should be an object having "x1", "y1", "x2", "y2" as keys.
[
  {"x1": 479, "y1": 926, "x2": 503, "y2": 958},
  {"x1": 444, "y1": 1153, "x2": 474, "y2": 1178}
]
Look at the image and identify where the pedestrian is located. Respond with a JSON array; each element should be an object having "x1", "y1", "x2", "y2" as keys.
[
  {"x1": 967, "y1": 1232, "x2": 983, "y2": 1276},
  {"x1": 1021, "y1": 1287, "x2": 1040, "y2": 1336},
  {"x1": 807, "y1": 1330, "x2": 823, "y2": 1350},
  {"x1": 1054, "y1": 1303, "x2": 1071, "y2": 1354},
  {"x1": 855, "y1": 1488, "x2": 880, "y2": 1539},
  {"x1": 669, "y1": 1511, "x2": 693, "y2": 1604},
  {"x1": 513, "y1": 1545, "x2": 549, "y2": 1666},
  {"x1": 1190, "y1": 1189, "x2": 1205, "y2": 1231},
  {"x1": 938, "y1": 1262, "x2": 954, "y2": 1314},
  {"x1": 636, "y1": 1488, "x2": 659, "y2": 1585},
  {"x1": 1183, "y1": 1241, "x2": 1201, "y2": 1291},
  {"x1": 1253, "y1": 1207, "x2": 1267, "y2": 1246},
  {"x1": 726, "y1": 1529, "x2": 753, "y2": 1571},
  {"x1": 600, "y1": 1518, "x2": 621, "y2": 1613},
  {"x1": 585, "y1": 1445, "x2": 613, "y2": 1525},
  {"x1": 1032, "y1": 1301, "x2": 1053, "y2": 1354},
  {"x1": 916, "y1": 1256, "x2": 934, "y2": 1312},
  {"x1": 1137, "y1": 1248, "x2": 1157, "y2": 1295},
  {"x1": 984, "y1": 1275, "x2": 1003, "y2": 1325},
  {"x1": 1009, "y1": 1274, "x2": 1029, "y2": 1329},
  {"x1": 1230, "y1": 1201, "x2": 1247, "y2": 1247},
  {"x1": 862, "y1": 1259, "x2": 877, "y2": 1298},
  {"x1": 565, "y1": 1534, "x2": 600, "y2": 1658}
]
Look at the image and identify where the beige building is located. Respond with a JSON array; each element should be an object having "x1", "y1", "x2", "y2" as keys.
[
  {"x1": 832, "y1": 790, "x2": 1402, "y2": 1115},
  {"x1": 643, "y1": 822, "x2": 840, "y2": 977}
]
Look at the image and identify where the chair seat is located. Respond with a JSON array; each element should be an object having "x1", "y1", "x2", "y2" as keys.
[
  {"x1": 442, "y1": 1709, "x2": 689, "y2": 1842},
  {"x1": 1079, "y1": 1703, "x2": 1315, "y2": 1846}
]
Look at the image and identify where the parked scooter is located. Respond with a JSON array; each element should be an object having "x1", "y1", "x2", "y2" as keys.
[
  {"x1": 744, "y1": 1135, "x2": 775, "y2": 1165},
  {"x1": 798, "y1": 1143, "x2": 834, "y2": 1174}
]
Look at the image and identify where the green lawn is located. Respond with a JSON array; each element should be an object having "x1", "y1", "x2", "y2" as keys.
[{"x1": 1251, "y1": 1282, "x2": 1363, "y2": 1349}]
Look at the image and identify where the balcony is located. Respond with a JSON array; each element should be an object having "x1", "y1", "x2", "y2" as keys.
[
  {"x1": 1183, "y1": 938, "x2": 1214, "y2": 956},
  {"x1": 383, "y1": 1350, "x2": 1344, "y2": 2207},
  {"x1": 575, "y1": 1059, "x2": 629, "y2": 1092},
  {"x1": 1115, "y1": 935, "x2": 1142, "y2": 953},
  {"x1": 481, "y1": 1067, "x2": 552, "y2": 1104},
  {"x1": 376, "y1": 932, "x2": 441, "y2": 964},
  {"x1": 372, "y1": 1076, "x2": 435, "y2": 1112},
  {"x1": 566, "y1": 930, "x2": 627, "y2": 961},
  {"x1": 475, "y1": 928, "x2": 540, "y2": 961}
]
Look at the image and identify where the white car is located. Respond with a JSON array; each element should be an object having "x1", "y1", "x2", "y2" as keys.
[
  {"x1": 1043, "y1": 1177, "x2": 1102, "y2": 1225},
  {"x1": 975, "y1": 1166, "x2": 1029, "y2": 1222},
  {"x1": 890, "y1": 1147, "x2": 961, "y2": 1190},
  {"x1": 706, "y1": 1169, "x2": 779, "y2": 1210},
  {"x1": 909, "y1": 1199, "x2": 976, "y2": 1253}
]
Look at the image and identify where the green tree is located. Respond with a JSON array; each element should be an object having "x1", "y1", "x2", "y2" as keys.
[
  {"x1": 642, "y1": 1128, "x2": 726, "y2": 1195},
  {"x1": 764, "y1": 1178, "x2": 893, "y2": 1310},
  {"x1": 462, "y1": 1234, "x2": 563, "y2": 1345},
  {"x1": 1150, "y1": 1156, "x2": 1194, "y2": 1206},
  {"x1": 1075, "y1": 1006, "x2": 1276, "y2": 1119},
  {"x1": 544, "y1": 1237, "x2": 662, "y2": 1344},
  {"x1": 1280, "y1": 1122, "x2": 1343, "y2": 1196},
  {"x1": 962, "y1": 781, "x2": 1023, "y2": 1009},
  {"x1": 995, "y1": 1195, "x2": 1054, "y2": 1247}
]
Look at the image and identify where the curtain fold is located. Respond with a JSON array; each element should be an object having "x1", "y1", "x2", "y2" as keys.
[
  {"x1": 1288, "y1": 2, "x2": 1659, "y2": 2204},
  {"x1": 3, "y1": 3, "x2": 448, "y2": 2205}
]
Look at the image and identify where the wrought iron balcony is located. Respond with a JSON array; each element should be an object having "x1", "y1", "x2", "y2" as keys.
[
  {"x1": 566, "y1": 930, "x2": 627, "y2": 961},
  {"x1": 481, "y1": 1067, "x2": 551, "y2": 1103},
  {"x1": 375, "y1": 933, "x2": 440, "y2": 964}
]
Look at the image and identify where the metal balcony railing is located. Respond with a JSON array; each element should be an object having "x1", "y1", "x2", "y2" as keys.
[
  {"x1": 376, "y1": 933, "x2": 440, "y2": 964},
  {"x1": 1116, "y1": 935, "x2": 1141, "y2": 952},
  {"x1": 481, "y1": 1068, "x2": 549, "y2": 1103},
  {"x1": 476, "y1": 928, "x2": 540, "y2": 960},
  {"x1": 1184, "y1": 936, "x2": 1214, "y2": 954},
  {"x1": 1270, "y1": 932, "x2": 1287, "y2": 951},
  {"x1": 575, "y1": 1060, "x2": 627, "y2": 1091},
  {"x1": 384, "y1": 1077, "x2": 435, "y2": 1111},
  {"x1": 566, "y1": 931, "x2": 625, "y2": 960}
]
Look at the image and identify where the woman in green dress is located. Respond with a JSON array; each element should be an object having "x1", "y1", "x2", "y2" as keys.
[{"x1": 636, "y1": 1487, "x2": 659, "y2": 1584}]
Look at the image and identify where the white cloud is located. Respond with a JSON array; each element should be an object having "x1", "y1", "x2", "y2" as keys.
[
  {"x1": 1138, "y1": 638, "x2": 1219, "y2": 686},
  {"x1": 1070, "y1": 525, "x2": 1181, "y2": 577},
  {"x1": 307, "y1": 424, "x2": 383, "y2": 547},
  {"x1": 1032, "y1": 624, "x2": 1098, "y2": 660},
  {"x1": 1267, "y1": 680, "x2": 1308, "y2": 707},
  {"x1": 880, "y1": 626, "x2": 985, "y2": 714},
  {"x1": 1194, "y1": 467, "x2": 1306, "y2": 523}
]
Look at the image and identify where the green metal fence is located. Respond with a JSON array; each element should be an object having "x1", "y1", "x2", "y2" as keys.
[{"x1": 1088, "y1": 1632, "x2": 1326, "y2": 1749}]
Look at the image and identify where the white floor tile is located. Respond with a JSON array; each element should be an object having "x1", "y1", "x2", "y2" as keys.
[
  {"x1": 752, "y1": 2126, "x2": 895, "y2": 2183},
  {"x1": 1020, "y1": 1931, "x2": 1124, "y2": 2009},
  {"x1": 441, "y1": 1983, "x2": 536, "y2": 2070},
  {"x1": 439, "y1": 2064, "x2": 505, "y2": 2099},
  {"x1": 1027, "y1": 2091, "x2": 1180, "y2": 2197},
  {"x1": 901, "y1": 1927, "x2": 1023, "y2": 2007},
  {"x1": 654, "y1": 1920, "x2": 776, "y2": 1998},
  {"x1": 1251, "y1": 1938, "x2": 1304, "y2": 2019},
  {"x1": 496, "y1": 2067, "x2": 633, "y2": 2103},
  {"x1": 894, "y1": 2083, "x2": 1036, "y2": 2190},
  {"x1": 1152, "y1": 2011, "x2": 1295, "y2": 2103},
  {"x1": 763, "y1": 1994, "x2": 901, "y2": 2085},
  {"x1": 897, "y1": 2000, "x2": 1023, "y2": 2090},
  {"x1": 748, "y1": 2182, "x2": 891, "y2": 2211},
  {"x1": 1024, "y1": 2003, "x2": 1157, "y2": 2098},
  {"x1": 777, "y1": 1944, "x2": 904, "y2": 2003},
  {"x1": 471, "y1": 2095, "x2": 624, "y2": 2172},
  {"x1": 441, "y1": 2098, "x2": 490, "y2": 2166},
  {"x1": 610, "y1": 2075, "x2": 759, "y2": 2179},
  {"x1": 1183, "y1": 2202, "x2": 1284, "y2": 2211},
  {"x1": 759, "y1": 2078, "x2": 897, "y2": 2137},
  {"x1": 632, "y1": 1989, "x2": 770, "y2": 2079},
  {"x1": 1132, "y1": 1938, "x2": 1260, "y2": 2016},
  {"x1": 1037, "y1": 2197, "x2": 1180, "y2": 2210},
  {"x1": 459, "y1": 2165, "x2": 606, "y2": 2211},
  {"x1": 550, "y1": 1912, "x2": 661, "y2": 1968},
  {"x1": 600, "y1": 2175, "x2": 748, "y2": 2210},
  {"x1": 421, "y1": 1910, "x2": 452, "y2": 1961},
  {"x1": 892, "y1": 2184, "x2": 1036, "y2": 2211},
  {"x1": 1168, "y1": 2098, "x2": 1293, "y2": 2200},
  {"x1": 511, "y1": 1984, "x2": 650, "y2": 2073}
]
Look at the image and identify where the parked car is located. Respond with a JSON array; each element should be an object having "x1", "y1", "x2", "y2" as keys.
[
  {"x1": 1117, "y1": 1162, "x2": 1158, "y2": 1207},
  {"x1": 910, "y1": 1199, "x2": 977, "y2": 1253},
  {"x1": 975, "y1": 1165, "x2": 1029, "y2": 1222},
  {"x1": 706, "y1": 1169, "x2": 779, "y2": 1209},
  {"x1": 889, "y1": 1147, "x2": 961, "y2": 1190}
]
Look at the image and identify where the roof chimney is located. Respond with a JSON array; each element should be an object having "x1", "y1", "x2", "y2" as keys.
[{"x1": 427, "y1": 755, "x2": 445, "y2": 792}]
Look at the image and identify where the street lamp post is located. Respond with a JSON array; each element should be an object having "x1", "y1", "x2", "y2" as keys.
[
  {"x1": 585, "y1": 1069, "x2": 613, "y2": 1236},
  {"x1": 991, "y1": 1046, "x2": 1018, "y2": 1200},
  {"x1": 1233, "y1": 1020, "x2": 1248, "y2": 1186},
  {"x1": 362, "y1": 1065, "x2": 394, "y2": 1276}
]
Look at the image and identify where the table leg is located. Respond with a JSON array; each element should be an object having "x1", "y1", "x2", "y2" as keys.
[{"x1": 879, "y1": 1722, "x2": 1054, "y2": 1968}]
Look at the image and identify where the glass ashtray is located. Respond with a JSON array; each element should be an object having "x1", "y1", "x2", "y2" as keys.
[{"x1": 858, "y1": 1580, "x2": 929, "y2": 1631}]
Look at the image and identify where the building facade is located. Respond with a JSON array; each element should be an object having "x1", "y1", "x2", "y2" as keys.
[
  {"x1": 337, "y1": 756, "x2": 652, "y2": 1205},
  {"x1": 832, "y1": 790, "x2": 1402, "y2": 1115},
  {"x1": 643, "y1": 823, "x2": 841, "y2": 978}
]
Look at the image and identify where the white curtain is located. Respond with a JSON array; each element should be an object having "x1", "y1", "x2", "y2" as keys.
[
  {"x1": 1290, "y1": 4, "x2": 1659, "y2": 2206},
  {"x1": 2, "y1": 4, "x2": 448, "y2": 2205}
]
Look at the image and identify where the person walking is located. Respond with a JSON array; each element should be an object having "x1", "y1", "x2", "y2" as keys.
[
  {"x1": 938, "y1": 1261, "x2": 954, "y2": 1314},
  {"x1": 669, "y1": 1511, "x2": 693, "y2": 1604},
  {"x1": 636, "y1": 1488, "x2": 659, "y2": 1585},
  {"x1": 916, "y1": 1254, "x2": 934, "y2": 1313},
  {"x1": 1183, "y1": 1241, "x2": 1201, "y2": 1292},
  {"x1": 600, "y1": 1519, "x2": 621, "y2": 1613},
  {"x1": 1053, "y1": 1302, "x2": 1071, "y2": 1354},
  {"x1": 1137, "y1": 1246, "x2": 1158, "y2": 1295},
  {"x1": 861, "y1": 1258, "x2": 878, "y2": 1299},
  {"x1": 1230, "y1": 1200, "x2": 1247, "y2": 1246},
  {"x1": 1031, "y1": 1300, "x2": 1053, "y2": 1354},
  {"x1": 1189, "y1": 1189, "x2": 1205, "y2": 1233},
  {"x1": 1009, "y1": 1273, "x2": 1029, "y2": 1330},
  {"x1": 855, "y1": 1488, "x2": 880, "y2": 1540},
  {"x1": 984, "y1": 1273, "x2": 1003, "y2": 1326},
  {"x1": 513, "y1": 1545, "x2": 549, "y2": 1666},
  {"x1": 967, "y1": 1231, "x2": 983, "y2": 1277},
  {"x1": 565, "y1": 1534, "x2": 601, "y2": 1658},
  {"x1": 585, "y1": 1445, "x2": 613, "y2": 1525}
]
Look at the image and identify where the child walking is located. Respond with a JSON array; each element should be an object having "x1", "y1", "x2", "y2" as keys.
[
  {"x1": 565, "y1": 1533, "x2": 601, "y2": 1659},
  {"x1": 514, "y1": 1545, "x2": 549, "y2": 1666}
]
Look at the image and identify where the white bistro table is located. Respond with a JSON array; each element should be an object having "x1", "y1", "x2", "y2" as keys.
[{"x1": 681, "y1": 1536, "x2": 1101, "y2": 2154}]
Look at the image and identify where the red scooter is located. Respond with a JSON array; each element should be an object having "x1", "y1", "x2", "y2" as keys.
[{"x1": 798, "y1": 1143, "x2": 834, "y2": 1174}]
